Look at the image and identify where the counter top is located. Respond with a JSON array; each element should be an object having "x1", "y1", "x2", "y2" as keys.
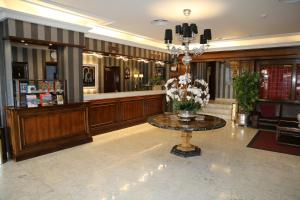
[{"x1": 84, "y1": 90, "x2": 165, "y2": 101}]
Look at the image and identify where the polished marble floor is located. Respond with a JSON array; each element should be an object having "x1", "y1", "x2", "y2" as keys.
[{"x1": 1, "y1": 122, "x2": 300, "y2": 200}]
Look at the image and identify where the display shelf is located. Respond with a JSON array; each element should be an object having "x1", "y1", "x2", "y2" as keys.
[{"x1": 13, "y1": 79, "x2": 66, "y2": 108}]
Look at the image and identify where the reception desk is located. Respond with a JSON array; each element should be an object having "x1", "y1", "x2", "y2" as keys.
[
  {"x1": 6, "y1": 103, "x2": 92, "y2": 161},
  {"x1": 85, "y1": 91, "x2": 165, "y2": 135}
]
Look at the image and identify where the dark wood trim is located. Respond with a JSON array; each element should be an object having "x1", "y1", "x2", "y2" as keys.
[
  {"x1": 8, "y1": 36, "x2": 85, "y2": 48},
  {"x1": 192, "y1": 46, "x2": 300, "y2": 61}
]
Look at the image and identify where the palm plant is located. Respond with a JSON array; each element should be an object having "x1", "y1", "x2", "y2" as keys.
[{"x1": 233, "y1": 71, "x2": 260, "y2": 113}]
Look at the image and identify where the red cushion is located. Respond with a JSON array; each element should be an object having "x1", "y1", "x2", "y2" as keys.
[{"x1": 260, "y1": 104, "x2": 277, "y2": 118}]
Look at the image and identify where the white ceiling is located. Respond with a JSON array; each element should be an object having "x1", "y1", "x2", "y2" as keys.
[
  {"x1": 1, "y1": 0, "x2": 300, "y2": 50},
  {"x1": 38, "y1": 0, "x2": 300, "y2": 40}
]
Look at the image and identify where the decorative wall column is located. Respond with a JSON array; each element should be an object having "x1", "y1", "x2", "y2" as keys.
[{"x1": 57, "y1": 46, "x2": 83, "y2": 103}]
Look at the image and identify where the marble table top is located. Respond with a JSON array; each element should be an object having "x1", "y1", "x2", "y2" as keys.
[{"x1": 148, "y1": 113, "x2": 226, "y2": 132}]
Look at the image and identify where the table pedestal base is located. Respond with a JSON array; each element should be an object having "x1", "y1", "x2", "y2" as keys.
[{"x1": 170, "y1": 131, "x2": 201, "y2": 157}]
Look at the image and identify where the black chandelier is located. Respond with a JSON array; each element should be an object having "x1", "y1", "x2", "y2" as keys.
[{"x1": 163, "y1": 9, "x2": 212, "y2": 65}]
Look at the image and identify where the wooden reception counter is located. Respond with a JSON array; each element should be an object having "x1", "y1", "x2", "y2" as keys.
[
  {"x1": 6, "y1": 103, "x2": 92, "y2": 161},
  {"x1": 85, "y1": 90, "x2": 165, "y2": 135}
]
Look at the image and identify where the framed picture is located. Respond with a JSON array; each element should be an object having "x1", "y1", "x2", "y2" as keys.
[
  {"x1": 12, "y1": 62, "x2": 28, "y2": 79},
  {"x1": 83, "y1": 64, "x2": 98, "y2": 90}
]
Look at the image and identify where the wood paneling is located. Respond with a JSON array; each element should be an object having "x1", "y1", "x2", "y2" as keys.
[
  {"x1": 88, "y1": 94, "x2": 164, "y2": 135},
  {"x1": 144, "y1": 98, "x2": 163, "y2": 116},
  {"x1": 121, "y1": 100, "x2": 143, "y2": 121},
  {"x1": 89, "y1": 103, "x2": 118, "y2": 126},
  {"x1": 192, "y1": 47, "x2": 300, "y2": 61},
  {"x1": 6, "y1": 103, "x2": 92, "y2": 161}
]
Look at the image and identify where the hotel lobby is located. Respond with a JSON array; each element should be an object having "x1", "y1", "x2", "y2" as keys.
[{"x1": 0, "y1": 0, "x2": 300, "y2": 200}]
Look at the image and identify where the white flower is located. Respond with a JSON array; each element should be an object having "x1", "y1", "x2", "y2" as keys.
[{"x1": 178, "y1": 73, "x2": 191, "y2": 85}]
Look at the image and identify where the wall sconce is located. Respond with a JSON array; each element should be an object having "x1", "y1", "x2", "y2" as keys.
[
  {"x1": 139, "y1": 74, "x2": 144, "y2": 78},
  {"x1": 134, "y1": 73, "x2": 139, "y2": 78},
  {"x1": 83, "y1": 52, "x2": 103, "y2": 58},
  {"x1": 137, "y1": 59, "x2": 149, "y2": 63},
  {"x1": 155, "y1": 61, "x2": 165, "y2": 66},
  {"x1": 116, "y1": 55, "x2": 128, "y2": 61}
]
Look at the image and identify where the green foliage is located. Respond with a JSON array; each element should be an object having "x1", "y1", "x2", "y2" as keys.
[
  {"x1": 151, "y1": 76, "x2": 162, "y2": 86},
  {"x1": 233, "y1": 71, "x2": 260, "y2": 113},
  {"x1": 173, "y1": 100, "x2": 200, "y2": 112}
]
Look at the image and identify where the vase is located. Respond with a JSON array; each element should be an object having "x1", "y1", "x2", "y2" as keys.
[
  {"x1": 177, "y1": 110, "x2": 197, "y2": 122},
  {"x1": 238, "y1": 113, "x2": 249, "y2": 126}
]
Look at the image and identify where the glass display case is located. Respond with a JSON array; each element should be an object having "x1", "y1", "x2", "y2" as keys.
[
  {"x1": 13, "y1": 79, "x2": 66, "y2": 107},
  {"x1": 259, "y1": 65, "x2": 292, "y2": 100}
]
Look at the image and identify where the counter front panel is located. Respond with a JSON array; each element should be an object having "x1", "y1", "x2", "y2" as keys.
[
  {"x1": 6, "y1": 103, "x2": 92, "y2": 161},
  {"x1": 88, "y1": 94, "x2": 164, "y2": 135}
]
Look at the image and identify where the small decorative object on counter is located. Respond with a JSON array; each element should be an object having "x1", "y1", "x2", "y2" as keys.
[{"x1": 164, "y1": 73, "x2": 210, "y2": 121}]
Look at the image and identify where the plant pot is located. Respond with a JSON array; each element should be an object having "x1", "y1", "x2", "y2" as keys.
[
  {"x1": 238, "y1": 113, "x2": 249, "y2": 126},
  {"x1": 177, "y1": 110, "x2": 197, "y2": 122}
]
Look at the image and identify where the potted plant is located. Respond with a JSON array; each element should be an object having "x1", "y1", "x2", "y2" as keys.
[
  {"x1": 233, "y1": 71, "x2": 259, "y2": 126},
  {"x1": 151, "y1": 76, "x2": 163, "y2": 90},
  {"x1": 165, "y1": 73, "x2": 210, "y2": 120}
]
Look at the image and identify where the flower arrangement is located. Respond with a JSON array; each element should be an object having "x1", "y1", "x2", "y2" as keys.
[{"x1": 164, "y1": 73, "x2": 210, "y2": 113}]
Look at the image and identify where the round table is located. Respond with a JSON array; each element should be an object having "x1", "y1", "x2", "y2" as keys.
[{"x1": 148, "y1": 113, "x2": 226, "y2": 157}]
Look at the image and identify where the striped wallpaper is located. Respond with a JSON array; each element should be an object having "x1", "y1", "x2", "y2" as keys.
[
  {"x1": 215, "y1": 62, "x2": 234, "y2": 99},
  {"x1": 3, "y1": 18, "x2": 170, "y2": 98},
  {"x1": 57, "y1": 46, "x2": 83, "y2": 103},
  {"x1": 11, "y1": 45, "x2": 55, "y2": 80},
  {"x1": 83, "y1": 54, "x2": 168, "y2": 93},
  {"x1": 191, "y1": 62, "x2": 207, "y2": 81},
  {"x1": 0, "y1": 21, "x2": 6, "y2": 126},
  {"x1": 191, "y1": 61, "x2": 234, "y2": 99},
  {"x1": 3, "y1": 18, "x2": 85, "y2": 47},
  {"x1": 85, "y1": 37, "x2": 170, "y2": 62}
]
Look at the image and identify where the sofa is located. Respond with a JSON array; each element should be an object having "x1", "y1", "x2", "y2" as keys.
[{"x1": 252, "y1": 101, "x2": 300, "y2": 130}]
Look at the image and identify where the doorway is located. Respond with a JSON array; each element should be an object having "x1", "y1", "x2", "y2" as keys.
[
  {"x1": 104, "y1": 66, "x2": 120, "y2": 93},
  {"x1": 207, "y1": 62, "x2": 216, "y2": 100}
]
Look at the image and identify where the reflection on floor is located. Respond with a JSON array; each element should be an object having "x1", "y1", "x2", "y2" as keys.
[{"x1": 1, "y1": 122, "x2": 300, "y2": 200}]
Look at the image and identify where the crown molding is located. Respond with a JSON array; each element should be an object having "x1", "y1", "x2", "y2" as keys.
[
  {"x1": 0, "y1": 8, "x2": 89, "y2": 33},
  {"x1": 1, "y1": 7, "x2": 300, "y2": 53}
]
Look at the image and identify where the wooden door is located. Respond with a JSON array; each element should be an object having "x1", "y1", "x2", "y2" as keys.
[{"x1": 104, "y1": 67, "x2": 120, "y2": 93}]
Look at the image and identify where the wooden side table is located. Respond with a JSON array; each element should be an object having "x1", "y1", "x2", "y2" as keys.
[{"x1": 276, "y1": 121, "x2": 300, "y2": 147}]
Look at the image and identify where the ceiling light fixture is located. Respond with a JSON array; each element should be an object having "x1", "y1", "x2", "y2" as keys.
[
  {"x1": 151, "y1": 19, "x2": 169, "y2": 26},
  {"x1": 183, "y1": 9, "x2": 191, "y2": 16},
  {"x1": 164, "y1": 9, "x2": 212, "y2": 65}
]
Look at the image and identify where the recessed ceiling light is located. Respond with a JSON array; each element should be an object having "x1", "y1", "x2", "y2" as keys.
[
  {"x1": 183, "y1": 9, "x2": 191, "y2": 16},
  {"x1": 151, "y1": 19, "x2": 169, "y2": 26},
  {"x1": 260, "y1": 13, "x2": 268, "y2": 18},
  {"x1": 21, "y1": 40, "x2": 25, "y2": 43},
  {"x1": 49, "y1": 43, "x2": 53, "y2": 46},
  {"x1": 24, "y1": 43, "x2": 28, "y2": 46},
  {"x1": 278, "y1": 0, "x2": 300, "y2": 3}
]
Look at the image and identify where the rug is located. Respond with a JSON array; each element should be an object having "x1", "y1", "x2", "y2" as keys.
[{"x1": 247, "y1": 131, "x2": 300, "y2": 156}]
